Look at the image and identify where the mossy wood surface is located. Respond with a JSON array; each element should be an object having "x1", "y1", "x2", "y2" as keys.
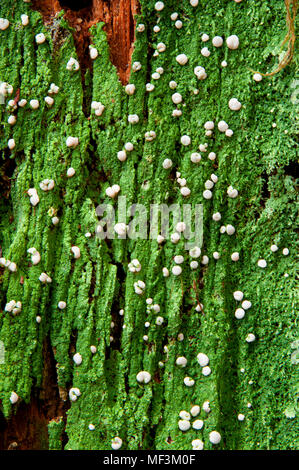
[{"x1": 0, "y1": 0, "x2": 298, "y2": 450}]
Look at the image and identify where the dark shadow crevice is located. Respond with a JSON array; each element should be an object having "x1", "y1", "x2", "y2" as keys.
[{"x1": 0, "y1": 337, "x2": 69, "y2": 450}]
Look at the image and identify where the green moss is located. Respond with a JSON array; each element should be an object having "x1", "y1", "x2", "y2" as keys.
[{"x1": 0, "y1": 0, "x2": 298, "y2": 450}]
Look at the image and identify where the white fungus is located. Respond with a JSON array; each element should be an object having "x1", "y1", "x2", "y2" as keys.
[
  {"x1": 253, "y1": 73, "x2": 263, "y2": 82},
  {"x1": 192, "y1": 439, "x2": 204, "y2": 450},
  {"x1": 178, "y1": 420, "x2": 191, "y2": 431},
  {"x1": 235, "y1": 308, "x2": 245, "y2": 319},
  {"x1": 125, "y1": 84, "x2": 135, "y2": 95},
  {"x1": 246, "y1": 333, "x2": 256, "y2": 343},
  {"x1": 197, "y1": 353, "x2": 209, "y2": 367},
  {"x1": 194, "y1": 66, "x2": 207, "y2": 80},
  {"x1": 184, "y1": 377, "x2": 195, "y2": 387},
  {"x1": 202, "y1": 401, "x2": 211, "y2": 413},
  {"x1": 209, "y1": 431, "x2": 221, "y2": 444},
  {"x1": 176, "y1": 54, "x2": 188, "y2": 65},
  {"x1": 162, "y1": 158, "x2": 172, "y2": 169},
  {"x1": 172, "y1": 265, "x2": 182, "y2": 276},
  {"x1": 73, "y1": 353, "x2": 82, "y2": 365},
  {"x1": 212, "y1": 36, "x2": 223, "y2": 47},
  {"x1": 175, "y1": 20, "x2": 183, "y2": 29},
  {"x1": 226, "y1": 35, "x2": 239, "y2": 50},
  {"x1": 218, "y1": 120, "x2": 229, "y2": 132},
  {"x1": 202, "y1": 366, "x2": 211, "y2": 376},
  {"x1": 89, "y1": 46, "x2": 98, "y2": 59},
  {"x1": 176, "y1": 356, "x2": 187, "y2": 367},
  {"x1": 136, "y1": 370, "x2": 151, "y2": 384},
  {"x1": 154, "y1": 1, "x2": 164, "y2": 11},
  {"x1": 190, "y1": 152, "x2": 201, "y2": 163},
  {"x1": 190, "y1": 405, "x2": 200, "y2": 417},
  {"x1": 229, "y1": 98, "x2": 242, "y2": 111},
  {"x1": 111, "y1": 436, "x2": 122, "y2": 450},
  {"x1": 193, "y1": 420, "x2": 204, "y2": 430},
  {"x1": 69, "y1": 387, "x2": 81, "y2": 402},
  {"x1": 233, "y1": 291, "x2": 244, "y2": 301},
  {"x1": 66, "y1": 57, "x2": 79, "y2": 71},
  {"x1": 257, "y1": 259, "x2": 267, "y2": 268},
  {"x1": 10, "y1": 392, "x2": 19, "y2": 404},
  {"x1": 0, "y1": 18, "x2": 10, "y2": 30},
  {"x1": 35, "y1": 33, "x2": 46, "y2": 44}
]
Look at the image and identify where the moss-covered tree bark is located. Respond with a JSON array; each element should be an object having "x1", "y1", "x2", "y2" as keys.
[{"x1": 0, "y1": 0, "x2": 298, "y2": 450}]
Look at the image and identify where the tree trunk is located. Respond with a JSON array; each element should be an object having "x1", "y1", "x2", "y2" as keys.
[{"x1": 0, "y1": 0, "x2": 297, "y2": 450}]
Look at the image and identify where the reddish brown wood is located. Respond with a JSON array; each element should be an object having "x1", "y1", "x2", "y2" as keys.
[{"x1": 32, "y1": 0, "x2": 140, "y2": 83}]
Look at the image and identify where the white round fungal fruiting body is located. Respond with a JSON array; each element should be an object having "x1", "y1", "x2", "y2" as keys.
[
  {"x1": 162, "y1": 158, "x2": 172, "y2": 169},
  {"x1": 69, "y1": 387, "x2": 81, "y2": 402},
  {"x1": 136, "y1": 370, "x2": 151, "y2": 384},
  {"x1": 71, "y1": 246, "x2": 81, "y2": 259},
  {"x1": 111, "y1": 436, "x2": 123, "y2": 450},
  {"x1": 8, "y1": 139, "x2": 16, "y2": 150},
  {"x1": 190, "y1": 152, "x2": 201, "y2": 163},
  {"x1": 242, "y1": 300, "x2": 252, "y2": 310},
  {"x1": 233, "y1": 291, "x2": 244, "y2": 301},
  {"x1": 257, "y1": 259, "x2": 267, "y2": 268},
  {"x1": 201, "y1": 47, "x2": 210, "y2": 57},
  {"x1": 226, "y1": 224, "x2": 235, "y2": 235},
  {"x1": 172, "y1": 265, "x2": 182, "y2": 276},
  {"x1": 226, "y1": 35, "x2": 239, "y2": 50},
  {"x1": 209, "y1": 431, "x2": 221, "y2": 444},
  {"x1": 10, "y1": 392, "x2": 19, "y2": 404},
  {"x1": 128, "y1": 114, "x2": 139, "y2": 124},
  {"x1": 35, "y1": 33, "x2": 46, "y2": 44},
  {"x1": 238, "y1": 414, "x2": 245, "y2": 421},
  {"x1": 231, "y1": 252, "x2": 239, "y2": 261},
  {"x1": 218, "y1": 120, "x2": 229, "y2": 132},
  {"x1": 235, "y1": 308, "x2": 245, "y2": 319},
  {"x1": 229, "y1": 98, "x2": 242, "y2": 111},
  {"x1": 212, "y1": 36, "x2": 223, "y2": 47},
  {"x1": 125, "y1": 84, "x2": 135, "y2": 95},
  {"x1": 178, "y1": 420, "x2": 191, "y2": 431},
  {"x1": 190, "y1": 405, "x2": 200, "y2": 417},
  {"x1": 73, "y1": 353, "x2": 82, "y2": 365},
  {"x1": 202, "y1": 366, "x2": 211, "y2": 376},
  {"x1": 176, "y1": 356, "x2": 187, "y2": 367},
  {"x1": 117, "y1": 150, "x2": 127, "y2": 162},
  {"x1": 89, "y1": 47, "x2": 98, "y2": 59},
  {"x1": 7, "y1": 115, "x2": 16, "y2": 126},
  {"x1": 181, "y1": 135, "x2": 191, "y2": 146},
  {"x1": 203, "y1": 189, "x2": 212, "y2": 200},
  {"x1": 270, "y1": 244, "x2": 278, "y2": 252},
  {"x1": 179, "y1": 410, "x2": 191, "y2": 420},
  {"x1": 58, "y1": 301, "x2": 66, "y2": 310},
  {"x1": 172, "y1": 92, "x2": 182, "y2": 104},
  {"x1": 176, "y1": 54, "x2": 188, "y2": 65},
  {"x1": 212, "y1": 212, "x2": 221, "y2": 221},
  {"x1": 246, "y1": 333, "x2": 256, "y2": 343},
  {"x1": 66, "y1": 136, "x2": 79, "y2": 148},
  {"x1": 192, "y1": 439, "x2": 204, "y2": 450},
  {"x1": 180, "y1": 187, "x2": 191, "y2": 197},
  {"x1": 30, "y1": 99, "x2": 39, "y2": 109},
  {"x1": 253, "y1": 73, "x2": 263, "y2": 82},
  {"x1": 0, "y1": 18, "x2": 10, "y2": 30},
  {"x1": 184, "y1": 376, "x2": 195, "y2": 387},
  {"x1": 194, "y1": 66, "x2": 207, "y2": 80},
  {"x1": 67, "y1": 167, "x2": 76, "y2": 177},
  {"x1": 197, "y1": 353, "x2": 209, "y2": 367},
  {"x1": 155, "y1": 1, "x2": 164, "y2": 11},
  {"x1": 202, "y1": 401, "x2": 211, "y2": 413},
  {"x1": 193, "y1": 419, "x2": 204, "y2": 430}
]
